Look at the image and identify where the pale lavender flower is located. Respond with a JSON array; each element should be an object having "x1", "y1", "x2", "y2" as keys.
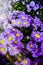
[
  {"x1": 20, "y1": 58, "x2": 31, "y2": 65},
  {"x1": 30, "y1": 1, "x2": 35, "y2": 7},
  {"x1": 8, "y1": 45, "x2": 20, "y2": 56},
  {"x1": 0, "y1": 45, "x2": 7, "y2": 55},
  {"x1": 26, "y1": 4, "x2": 31, "y2": 12},
  {"x1": 33, "y1": 4, "x2": 39, "y2": 11},
  {"x1": 5, "y1": 33, "x2": 15, "y2": 44}
]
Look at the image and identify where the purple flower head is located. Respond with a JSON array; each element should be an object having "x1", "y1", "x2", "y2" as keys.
[
  {"x1": 33, "y1": 4, "x2": 39, "y2": 11},
  {"x1": 22, "y1": 20, "x2": 30, "y2": 27},
  {"x1": 5, "y1": 33, "x2": 15, "y2": 44},
  {"x1": 12, "y1": 41, "x2": 24, "y2": 50},
  {"x1": 26, "y1": 41, "x2": 38, "y2": 52},
  {"x1": 20, "y1": 58, "x2": 31, "y2": 65},
  {"x1": 15, "y1": 19, "x2": 22, "y2": 27},
  {"x1": 11, "y1": 11, "x2": 33, "y2": 27},
  {"x1": 30, "y1": 1, "x2": 35, "y2": 7},
  {"x1": 33, "y1": 16, "x2": 42, "y2": 27},
  {"x1": 11, "y1": 19, "x2": 22, "y2": 27},
  {"x1": 26, "y1": 4, "x2": 31, "y2": 12},
  {"x1": 32, "y1": 47, "x2": 41, "y2": 58},
  {"x1": 0, "y1": 45, "x2": 7, "y2": 55},
  {"x1": 8, "y1": 45, "x2": 20, "y2": 56},
  {"x1": 0, "y1": 37, "x2": 7, "y2": 46},
  {"x1": 14, "y1": 30, "x2": 23, "y2": 41},
  {"x1": 18, "y1": 12, "x2": 28, "y2": 20},
  {"x1": 31, "y1": 31, "x2": 43, "y2": 42}
]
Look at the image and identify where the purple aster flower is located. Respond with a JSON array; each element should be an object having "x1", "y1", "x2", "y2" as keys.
[
  {"x1": 0, "y1": 36, "x2": 7, "y2": 45},
  {"x1": 17, "y1": 11, "x2": 25, "y2": 15},
  {"x1": 33, "y1": 16, "x2": 42, "y2": 27},
  {"x1": 11, "y1": 11, "x2": 33, "y2": 27},
  {"x1": 33, "y1": 4, "x2": 39, "y2": 11},
  {"x1": 16, "y1": 19, "x2": 22, "y2": 27},
  {"x1": 12, "y1": 41, "x2": 24, "y2": 50},
  {"x1": 22, "y1": 20, "x2": 30, "y2": 27},
  {"x1": 18, "y1": 12, "x2": 28, "y2": 20},
  {"x1": 11, "y1": 19, "x2": 17, "y2": 27},
  {"x1": 5, "y1": 33, "x2": 15, "y2": 44},
  {"x1": 32, "y1": 16, "x2": 42, "y2": 30},
  {"x1": 14, "y1": 30, "x2": 23, "y2": 41},
  {"x1": 17, "y1": 11, "x2": 33, "y2": 22},
  {"x1": 0, "y1": 30, "x2": 10, "y2": 38},
  {"x1": 26, "y1": 41, "x2": 38, "y2": 52},
  {"x1": 16, "y1": 42, "x2": 24, "y2": 49},
  {"x1": 8, "y1": 44, "x2": 20, "y2": 56},
  {"x1": 0, "y1": 45, "x2": 7, "y2": 55},
  {"x1": 30, "y1": 1, "x2": 35, "y2": 7},
  {"x1": 31, "y1": 31, "x2": 43, "y2": 42},
  {"x1": 11, "y1": 19, "x2": 22, "y2": 27},
  {"x1": 20, "y1": 58, "x2": 31, "y2": 65},
  {"x1": 32, "y1": 47, "x2": 41, "y2": 58},
  {"x1": 26, "y1": 4, "x2": 31, "y2": 12}
]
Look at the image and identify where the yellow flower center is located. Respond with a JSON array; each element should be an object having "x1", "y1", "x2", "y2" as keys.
[
  {"x1": 24, "y1": 60, "x2": 28, "y2": 64},
  {"x1": 0, "y1": 40, "x2": 5, "y2": 44},
  {"x1": 8, "y1": 36, "x2": 13, "y2": 41},
  {"x1": 1, "y1": 48, "x2": 5, "y2": 52},
  {"x1": 24, "y1": 22, "x2": 27, "y2": 25},
  {"x1": 12, "y1": 21, "x2": 16, "y2": 24},
  {"x1": 35, "y1": 34, "x2": 40, "y2": 38},
  {"x1": 16, "y1": 33, "x2": 20, "y2": 37},
  {"x1": 18, "y1": 21, "x2": 21, "y2": 24}
]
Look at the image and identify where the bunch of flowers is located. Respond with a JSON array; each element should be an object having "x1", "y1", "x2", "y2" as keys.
[{"x1": 0, "y1": 0, "x2": 43, "y2": 65}]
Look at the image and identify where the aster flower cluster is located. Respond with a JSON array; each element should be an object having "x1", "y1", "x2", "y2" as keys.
[
  {"x1": 26, "y1": 1, "x2": 39, "y2": 12},
  {"x1": 0, "y1": 28, "x2": 24, "y2": 55},
  {"x1": 0, "y1": 0, "x2": 43, "y2": 65}
]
